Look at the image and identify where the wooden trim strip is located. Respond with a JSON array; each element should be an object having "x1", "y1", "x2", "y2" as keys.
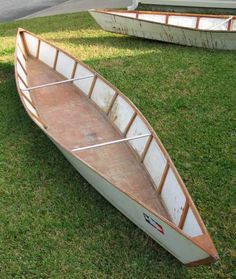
[
  {"x1": 228, "y1": 18, "x2": 233, "y2": 31},
  {"x1": 36, "y1": 40, "x2": 41, "y2": 59},
  {"x1": 165, "y1": 15, "x2": 169, "y2": 24},
  {"x1": 71, "y1": 61, "x2": 77, "y2": 79},
  {"x1": 21, "y1": 32, "x2": 29, "y2": 56},
  {"x1": 17, "y1": 44, "x2": 27, "y2": 61},
  {"x1": 27, "y1": 109, "x2": 47, "y2": 129},
  {"x1": 20, "y1": 91, "x2": 36, "y2": 109},
  {"x1": 140, "y1": 134, "x2": 153, "y2": 163},
  {"x1": 124, "y1": 111, "x2": 137, "y2": 136},
  {"x1": 196, "y1": 16, "x2": 200, "y2": 29},
  {"x1": 17, "y1": 73, "x2": 28, "y2": 88},
  {"x1": 178, "y1": 201, "x2": 189, "y2": 229},
  {"x1": 107, "y1": 92, "x2": 118, "y2": 115},
  {"x1": 157, "y1": 162, "x2": 169, "y2": 194},
  {"x1": 17, "y1": 57, "x2": 27, "y2": 76},
  {"x1": 88, "y1": 75, "x2": 97, "y2": 98},
  {"x1": 53, "y1": 50, "x2": 59, "y2": 69}
]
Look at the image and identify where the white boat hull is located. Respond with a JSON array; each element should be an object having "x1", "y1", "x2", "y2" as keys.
[
  {"x1": 50, "y1": 137, "x2": 210, "y2": 265},
  {"x1": 90, "y1": 10, "x2": 236, "y2": 50}
]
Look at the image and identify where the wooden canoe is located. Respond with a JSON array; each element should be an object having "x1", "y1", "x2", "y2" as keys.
[
  {"x1": 89, "y1": 9, "x2": 236, "y2": 50},
  {"x1": 15, "y1": 29, "x2": 219, "y2": 266}
]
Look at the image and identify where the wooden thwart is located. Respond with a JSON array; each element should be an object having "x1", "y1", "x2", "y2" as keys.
[
  {"x1": 21, "y1": 75, "x2": 94, "y2": 91},
  {"x1": 72, "y1": 133, "x2": 151, "y2": 152}
]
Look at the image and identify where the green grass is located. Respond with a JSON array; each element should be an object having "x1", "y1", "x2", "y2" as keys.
[{"x1": 0, "y1": 12, "x2": 235, "y2": 278}]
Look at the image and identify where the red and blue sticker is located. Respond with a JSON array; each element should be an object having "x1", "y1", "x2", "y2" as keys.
[{"x1": 143, "y1": 213, "x2": 164, "y2": 235}]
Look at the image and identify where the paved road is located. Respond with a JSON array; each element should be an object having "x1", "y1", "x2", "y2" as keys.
[
  {"x1": 0, "y1": 0, "x2": 131, "y2": 22},
  {"x1": 21, "y1": 0, "x2": 131, "y2": 19},
  {"x1": 0, "y1": 0, "x2": 68, "y2": 22}
]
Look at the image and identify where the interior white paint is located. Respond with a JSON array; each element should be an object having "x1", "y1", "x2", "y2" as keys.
[
  {"x1": 39, "y1": 41, "x2": 57, "y2": 68},
  {"x1": 126, "y1": 115, "x2": 150, "y2": 156},
  {"x1": 56, "y1": 51, "x2": 75, "y2": 79},
  {"x1": 73, "y1": 64, "x2": 95, "y2": 95},
  {"x1": 232, "y1": 20, "x2": 236, "y2": 30},
  {"x1": 91, "y1": 78, "x2": 116, "y2": 113},
  {"x1": 109, "y1": 95, "x2": 135, "y2": 134},
  {"x1": 199, "y1": 17, "x2": 228, "y2": 30},
  {"x1": 24, "y1": 32, "x2": 39, "y2": 57},
  {"x1": 161, "y1": 168, "x2": 186, "y2": 225},
  {"x1": 168, "y1": 15, "x2": 197, "y2": 28},
  {"x1": 19, "y1": 79, "x2": 31, "y2": 101},
  {"x1": 138, "y1": 14, "x2": 166, "y2": 23},
  {"x1": 143, "y1": 139, "x2": 167, "y2": 190},
  {"x1": 110, "y1": 11, "x2": 136, "y2": 18},
  {"x1": 22, "y1": 95, "x2": 38, "y2": 117},
  {"x1": 17, "y1": 62, "x2": 27, "y2": 85},
  {"x1": 17, "y1": 48, "x2": 26, "y2": 70},
  {"x1": 183, "y1": 208, "x2": 203, "y2": 237}
]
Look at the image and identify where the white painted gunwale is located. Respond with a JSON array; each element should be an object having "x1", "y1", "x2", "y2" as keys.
[
  {"x1": 92, "y1": 9, "x2": 236, "y2": 33},
  {"x1": 14, "y1": 28, "x2": 218, "y2": 265}
]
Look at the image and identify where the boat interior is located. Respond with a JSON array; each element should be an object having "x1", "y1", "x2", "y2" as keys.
[
  {"x1": 16, "y1": 30, "x2": 210, "y2": 242},
  {"x1": 97, "y1": 10, "x2": 236, "y2": 31}
]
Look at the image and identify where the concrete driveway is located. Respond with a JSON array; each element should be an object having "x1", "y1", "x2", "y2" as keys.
[
  {"x1": 0, "y1": 0, "x2": 67, "y2": 22},
  {"x1": 0, "y1": 0, "x2": 131, "y2": 22}
]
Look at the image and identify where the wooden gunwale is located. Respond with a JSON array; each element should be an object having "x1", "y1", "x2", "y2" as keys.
[
  {"x1": 15, "y1": 29, "x2": 218, "y2": 260},
  {"x1": 93, "y1": 9, "x2": 236, "y2": 33}
]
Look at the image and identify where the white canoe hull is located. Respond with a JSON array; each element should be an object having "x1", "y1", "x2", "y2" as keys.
[
  {"x1": 90, "y1": 10, "x2": 236, "y2": 50},
  {"x1": 15, "y1": 29, "x2": 219, "y2": 266},
  {"x1": 51, "y1": 138, "x2": 210, "y2": 265}
]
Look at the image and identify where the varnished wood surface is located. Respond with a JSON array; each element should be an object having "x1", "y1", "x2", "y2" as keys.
[{"x1": 26, "y1": 58, "x2": 171, "y2": 220}]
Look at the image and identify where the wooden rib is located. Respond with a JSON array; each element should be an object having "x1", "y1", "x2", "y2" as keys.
[
  {"x1": 17, "y1": 44, "x2": 27, "y2": 61},
  {"x1": 18, "y1": 73, "x2": 28, "y2": 88},
  {"x1": 88, "y1": 75, "x2": 97, "y2": 98},
  {"x1": 107, "y1": 92, "x2": 118, "y2": 115},
  {"x1": 136, "y1": 12, "x2": 139, "y2": 19},
  {"x1": 36, "y1": 40, "x2": 41, "y2": 59},
  {"x1": 140, "y1": 134, "x2": 153, "y2": 162},
  {"x1": 165, "y1": 15, "x2": 169, "y2": 24},
  {"x1": 17, "y1": 57, "x2": 27, "y2": 76},
  {"x1": 228, "y1": 18, "x2": 233, "y2": 31},
  {"x1": 53, "y1": 50, "x2": 59, "y2": 69},
  {"x1": 124, "y1": 111, "x2": 137, "y2": 136},
  {"x1": 21, "y1": 32, "x2": 29, "y2": 56},
  {"x1": 71, "y1": 61, "x2": 77, "y2": 79},
  {"x1": 20, "y1": 92, "x2": 36, "y2": 109},
  {"x1": 196, "y1": 16, "x2": 200, "y2": 29},
  {"x1": 157, "y1": 162, "x2": 169, "y2": 194},
  {"x1": 27, "y1": 109, "x2": 47, "y2": 129},
  {"x1": 178, "y1": 201, "x2": 189, "y2": 229}
]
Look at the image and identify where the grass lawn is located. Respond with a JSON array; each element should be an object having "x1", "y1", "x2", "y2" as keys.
[{"x1": 0, "y1": 12, "x2": 235, "y2": 278}]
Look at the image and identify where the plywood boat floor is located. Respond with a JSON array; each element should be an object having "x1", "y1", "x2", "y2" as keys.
[{"x1": 26, "y1": 57, "x2": 170, "y2": 220}]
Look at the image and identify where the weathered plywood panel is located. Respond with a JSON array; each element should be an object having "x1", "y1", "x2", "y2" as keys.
[
  {"x1": 161, "y1": 169, "x2": 186, "y2": 225},
  {"x1": 183, "y1": 208, "x2": 203, "y2": 237},
  {"x1": 24, "y1": 32, "x2": 39, "y2": 57},
  {"x1": 56, "y1": 51, "x2": 75, "y2": 79},
  {"x1": 143, "y1": 139, "x2": 167, "y2": 190},
  {"x1": 91, "y1": 78, "x2": 116, "y2": 113},
  {"x1": 39, "y1": 41, "x2": 57, "y2": 68},
  {"x1": 73, "y1": 64, "x2": 95, "y2": 95},
  {"x1": 109, "y1": 96, "x2": 135, "y2": 134}
]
